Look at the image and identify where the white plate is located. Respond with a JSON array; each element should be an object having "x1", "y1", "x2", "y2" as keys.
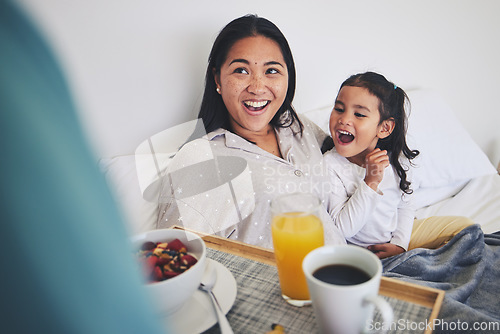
[{"x1": 161, "y1": 259, "x2": 237, "y2": 333}]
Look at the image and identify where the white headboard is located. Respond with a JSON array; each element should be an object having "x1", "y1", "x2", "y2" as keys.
[{"x1": 18, "y1": 0, "x2": 500, "y2": 166}]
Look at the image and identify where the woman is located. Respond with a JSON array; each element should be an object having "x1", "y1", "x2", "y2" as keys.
[{"x1": 157, "y1": 14, "x2": 345, "y2": 249}]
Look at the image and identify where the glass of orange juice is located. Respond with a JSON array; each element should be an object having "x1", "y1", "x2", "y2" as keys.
[{"x1": 271, "y1": 192, "x2": 324, "y2": 307}]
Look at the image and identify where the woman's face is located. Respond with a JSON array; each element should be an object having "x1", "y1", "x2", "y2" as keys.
[{"x1": 215, "y1": 35, "x2": 288, "y2": 137}]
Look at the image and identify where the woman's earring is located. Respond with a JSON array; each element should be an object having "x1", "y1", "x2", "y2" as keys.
[{"x1": 216, "y1": 87, "x2": 221, "y2": 94}]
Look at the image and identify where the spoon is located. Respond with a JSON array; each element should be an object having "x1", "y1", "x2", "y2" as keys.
[{"x1": 199, "y1": 261, "x2": 234, "y2": 334}]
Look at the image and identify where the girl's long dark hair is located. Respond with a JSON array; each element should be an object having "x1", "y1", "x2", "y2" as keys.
[
  {"x1": 198, "y1": 14, "x2": 302, "y2": 136},
  {"x1": 340, "y1": 72, "x2": 419, "y2": 194}
]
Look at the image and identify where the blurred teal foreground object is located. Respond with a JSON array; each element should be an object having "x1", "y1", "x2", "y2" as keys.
[{"x1": 0, "y1": 1, "x2": 167, "y2": 333}]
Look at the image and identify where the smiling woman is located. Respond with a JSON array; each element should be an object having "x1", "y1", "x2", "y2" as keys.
[
  {"x1": 156, "y1": 14, "x2": 346, "y2": 249},
  {"x1": 200, "y1": 15, "x2": 300, "y2": 139}
]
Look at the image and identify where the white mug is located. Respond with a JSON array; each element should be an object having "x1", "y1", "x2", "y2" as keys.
[{"x1": 302, "y1": 245, "x2": 393, "y2": 334}]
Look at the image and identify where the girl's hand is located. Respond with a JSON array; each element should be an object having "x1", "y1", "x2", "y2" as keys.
[
  {"x1": 364, "y1": 148, "x2": 390, "y2": 191},
  {"x1": 368, "y1": 243, "x2": 405, "y2": 259}
]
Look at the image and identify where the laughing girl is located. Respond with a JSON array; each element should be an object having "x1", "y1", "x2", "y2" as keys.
[{"x1": 324, "y1": 72, "x2": 473, "y2": 258}]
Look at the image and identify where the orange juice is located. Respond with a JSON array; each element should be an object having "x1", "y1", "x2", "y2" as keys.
[{"x1": 272, "y1": 213, "x2": 324, "y2": 302}]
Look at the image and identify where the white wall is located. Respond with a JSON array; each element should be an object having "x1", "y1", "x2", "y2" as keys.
[{"x1": 17, "y1": 0, "x2": 500, "y2": 166}]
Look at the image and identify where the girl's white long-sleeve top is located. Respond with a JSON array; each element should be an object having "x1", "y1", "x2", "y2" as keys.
[{"x1": 323, "y1": 148, "x2": 415, "y2": 250}]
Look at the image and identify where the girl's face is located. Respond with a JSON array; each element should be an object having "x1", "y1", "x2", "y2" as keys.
[
  {"x1": 215, "y1": 35, "x2": 288, "y2": 137},
  {"x1": 329, "y1": 86, "x2": 393, "y2": 165}
]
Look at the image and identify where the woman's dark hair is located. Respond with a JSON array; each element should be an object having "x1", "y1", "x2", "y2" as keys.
[
  {"x1": 340, "y1": 72, "x2": 419, "y2": 194},
  {"x1": 198, "y1": 14, "x2": 302, "y2": 135}
]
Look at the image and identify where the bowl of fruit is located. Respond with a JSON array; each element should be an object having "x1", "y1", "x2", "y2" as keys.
[{"x1": 132, "y1": 228, "x2": 207, "y2": 315}]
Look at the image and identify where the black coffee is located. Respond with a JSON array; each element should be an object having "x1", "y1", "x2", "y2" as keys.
[{"x1": 312, "y1": 264, "x2": 371, "y2": 286}]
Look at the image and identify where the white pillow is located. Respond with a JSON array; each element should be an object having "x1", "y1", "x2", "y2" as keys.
[
  {"x1": 415, "y1": 173, "x2": 500, "y2": 233},
  {"x1": 99, "y1": 119, "x2": 202, "y2": 235},
  {"x1": 300, "y1": 106, "x2": 331, "y2": 134},
  {"x1": 99, "y1": 156, "x2": 158, "y2": 235},
  {"x1": 406, "y1": 90, "x2": 495, "y2": 186}
]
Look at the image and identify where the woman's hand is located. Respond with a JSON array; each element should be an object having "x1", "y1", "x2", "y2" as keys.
[
  {"x1": 364, "y1": 148, "x2": 389, "y2": 191},
  {"x1": 367, "y1": 243, "x2": 405, "y2": 259}
]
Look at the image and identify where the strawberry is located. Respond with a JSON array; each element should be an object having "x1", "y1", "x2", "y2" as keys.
[
  {"x1": 143, "y1": 255, "x2": 158, "y2": 275},
  {"x1": 181, "y1": 254, "x2": 198, "y2": 267},
  {"x1": 153, "y1": 266, "x2": 164, "y2": 281},
  {"x1": 167, "y1": 239, "x2": 187, "y2": 253}
]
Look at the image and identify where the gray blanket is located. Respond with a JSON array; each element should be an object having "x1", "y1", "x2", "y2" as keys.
[{"x1": 382, "y1": 225, "x2": 500, "y2": 334}]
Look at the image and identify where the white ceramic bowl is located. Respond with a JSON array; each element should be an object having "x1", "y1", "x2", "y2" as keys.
[{"x1": 132, "y1": 229, "x2": 207, "y2": 315}]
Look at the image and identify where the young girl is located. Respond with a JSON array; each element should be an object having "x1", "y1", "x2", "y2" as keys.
[{"x1": 324, "y1": 72, "x2": 474, "y2": 258}]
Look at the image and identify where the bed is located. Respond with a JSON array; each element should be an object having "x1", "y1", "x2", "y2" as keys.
[{"x1": 100, "y1": 89, "x2": 500, "y2": 332}]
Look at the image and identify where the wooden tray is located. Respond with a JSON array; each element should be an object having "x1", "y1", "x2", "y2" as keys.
[{"x1": 174, "y1": 226, "x2": 444, "y2": 334}]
